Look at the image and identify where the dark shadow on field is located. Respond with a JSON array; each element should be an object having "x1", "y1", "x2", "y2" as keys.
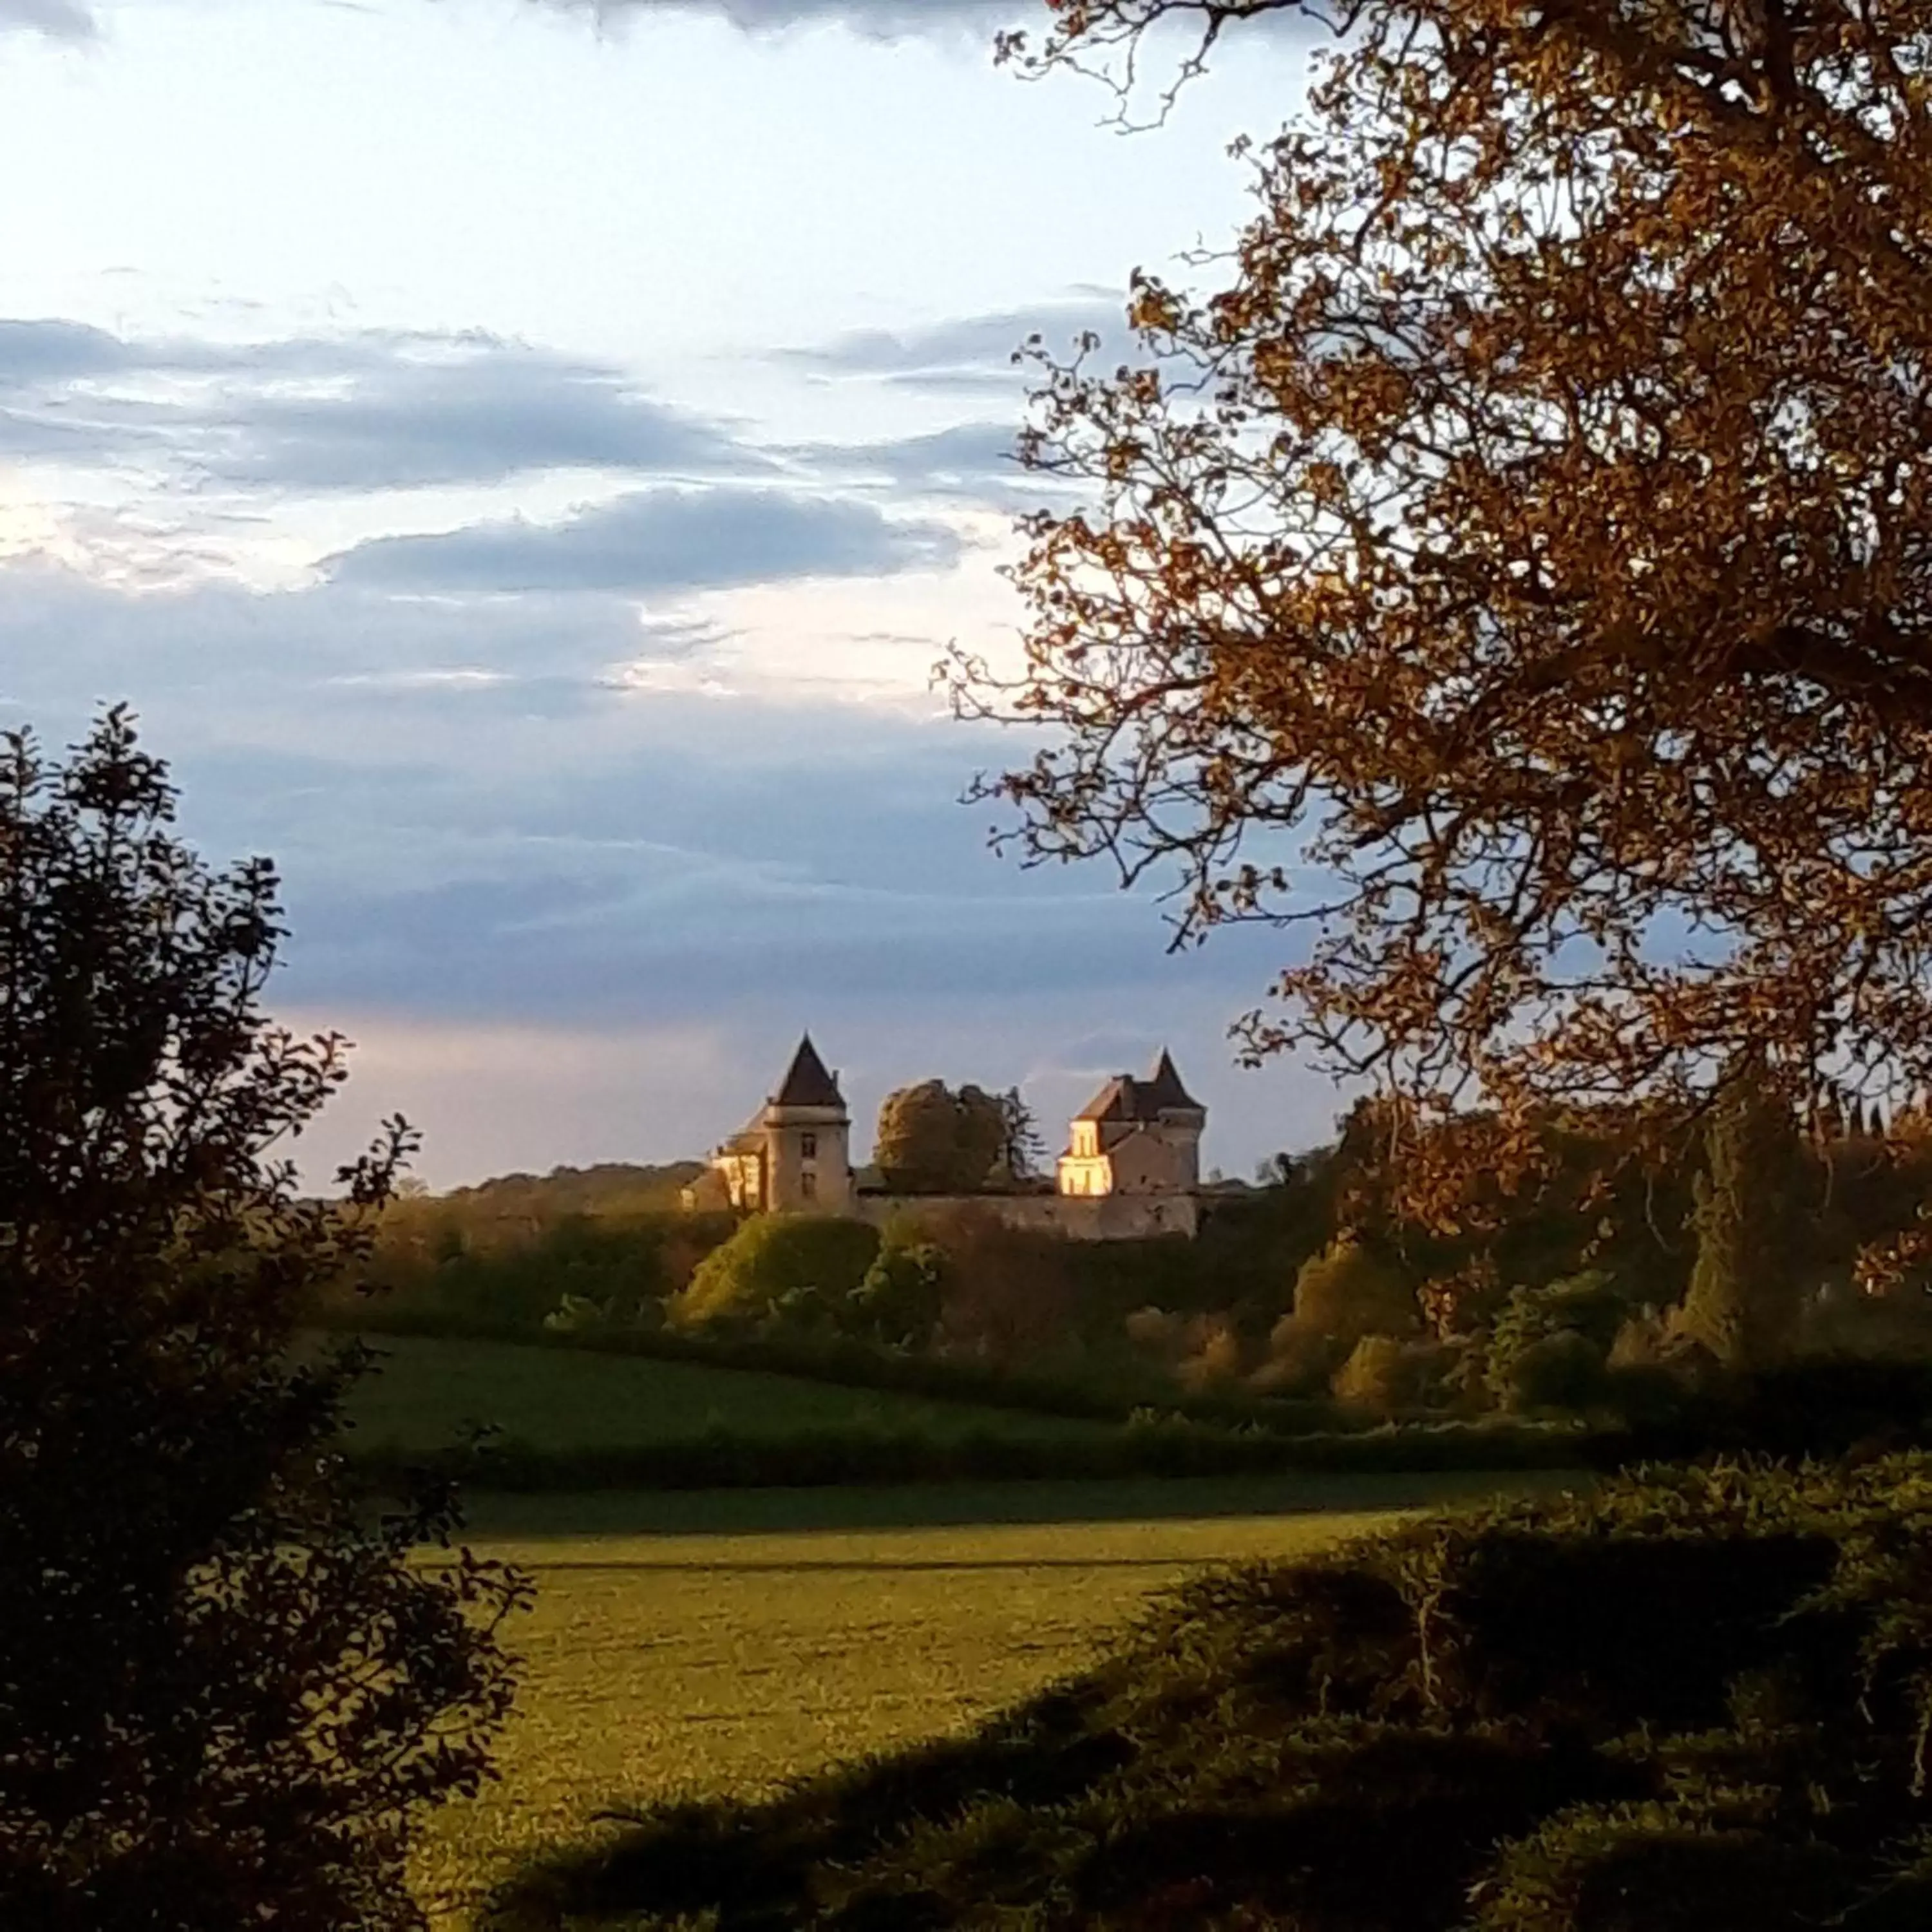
[
  {"x1": 477, "y1": 1556, "x2": 1256, "y2": 1574},
  {"x1": 455, "y1": 1469, "x2": 1584, "y2": 1540}
]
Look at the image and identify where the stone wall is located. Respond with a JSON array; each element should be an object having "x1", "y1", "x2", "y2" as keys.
[{"x1": 851, "y1": 1190, "x2": 1199, "y2": 1241}]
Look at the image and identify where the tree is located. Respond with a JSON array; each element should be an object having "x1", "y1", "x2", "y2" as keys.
[
  {"x1": 873, "y1": 1080, "x2": 1007, "y2": 1193},
  {"x1": 964, "y1": 0, "x2": 1932, "y2": 1224},
  {"x1": 997, "y1": 1085, "x2": 1049, "y2": 1181},
  {"x1": 0, "y1": 712, "x2": 527, "y2": 1927},
  {"x1": 1678, "y1": 1065, "x2": 1804, "y2": 1368}
]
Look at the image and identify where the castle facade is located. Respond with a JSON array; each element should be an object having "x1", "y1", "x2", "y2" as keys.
[{"x1": 690, "y1": 1036, "x2": 1208, "y2": 1240}]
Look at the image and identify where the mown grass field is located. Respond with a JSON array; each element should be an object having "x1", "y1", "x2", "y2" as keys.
[
  {"x1": 337, "y1": 1332, "x2": 1112, "y2": 1455},
  {"x1": 408, "y1": 1472, "x2": 1566, "y2": 1927}
]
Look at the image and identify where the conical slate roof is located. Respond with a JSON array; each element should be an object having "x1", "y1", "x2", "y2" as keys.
[
  {"x1": 1142, "y1": 1048, "x2": 1202, "y2": 1113},
  {"x1": 773, "y1": 1034, "x2": 844, "y2": 1109},
  {"x1": 1074, "y1": 1049, "x2": 1202, "y2": 1124}
]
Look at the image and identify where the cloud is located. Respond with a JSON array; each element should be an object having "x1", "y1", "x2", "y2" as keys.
[
  {"x1": 0, "y1": 0, "x2": 93, "y2": 40},
  {"x1": 0, "y1": 322, "x2": 761, "y2": 491},
  {"x1": 321, "y1": 485, "x2": 961, "y2": 595},
  {"x1": 0, "y1": 550, "x2": 623, "y2": 682},
  {"x1": 777, "y1": 294, "x2": 1126, "y2": 392},
  {"x1": 800, "y1": 421, "x2": 1018, "y2": 486},
  {"x1": 544, "y1": 0, "x2": 1017, "y2": 39},
  {"x1": 194, "y1": 340, "x2": 760, "y2": 492},
  {"x1": 784, "y1": 419, "x2": 1090, "y2": 515},
  {"x1": 0, "y1": 319, "x2": 131, "y2": 383},
  {"x1": 0, "y1": 310, "x2": 1093, "y2": 531}
]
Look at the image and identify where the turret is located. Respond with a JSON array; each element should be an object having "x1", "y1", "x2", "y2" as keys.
[{"x1": 761, "y1": 1034, "x2": 852, "y2": 1213}]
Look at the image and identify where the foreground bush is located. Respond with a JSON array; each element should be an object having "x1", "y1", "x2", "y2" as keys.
[
  {"x1": 495, "y1": 1456, "x2": 1932, "y2": 1930},
  {"x1": 0, "y1": 714, "x2": 526, "y2": 1929}
]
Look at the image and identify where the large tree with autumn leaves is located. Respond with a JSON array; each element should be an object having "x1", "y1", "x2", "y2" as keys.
[{"x1": 960, "y1": 0, "x2": 1932, "y2": 1212}]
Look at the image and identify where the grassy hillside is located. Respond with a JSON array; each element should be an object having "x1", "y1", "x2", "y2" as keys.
[
  {"x1": 337, "y1": 1333, "x2": 1112, "y2": 1456},
  {"x1": 488, "y1": 1459, "x2": 1932, "y2": 1932},
  {"x1": 406, "y1": 1475, "x2": 1526, "y2": 1929}
]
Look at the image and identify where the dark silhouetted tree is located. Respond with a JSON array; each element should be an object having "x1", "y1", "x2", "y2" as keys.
[
  {"x1": 997, "y1": 1086, "x2": 1048, "y2": 1182},
  {"x1": 0, "y1": 711, "x2": 528, "y2": 1930}
]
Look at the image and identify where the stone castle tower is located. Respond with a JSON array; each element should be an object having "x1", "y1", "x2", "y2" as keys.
[
  {"x1": 704, "y1": 1035, "x2": 853, "y2": 1215},
  {"x1": 1056, "y1": 1049, "x2": 1206, "y2": 1198}
]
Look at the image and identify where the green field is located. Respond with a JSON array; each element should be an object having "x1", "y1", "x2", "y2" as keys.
[
  {"x1": 338, "y1": 1333, "x2": 1110, "y2": 1454},
  {"x1": 408, "y1": 1472, "x2": 1568, "y2": 1927}
]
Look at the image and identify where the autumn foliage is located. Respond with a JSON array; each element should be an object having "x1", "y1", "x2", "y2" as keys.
[{"x1": 965, "y1": 0, "x2": 1932, "y2": 1222}]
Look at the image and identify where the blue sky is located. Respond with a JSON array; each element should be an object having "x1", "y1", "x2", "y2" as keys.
[{"x1": 0, "y1": 0, "x2": 1346, "y2": 1184}]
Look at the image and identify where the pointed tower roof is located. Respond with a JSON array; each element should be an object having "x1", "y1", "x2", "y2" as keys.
[
  {"x1": 1074, "y1": 1050, "x2": 1204, "y2": 1124},
  {"x1": 1142, "y1": 1048, "x2": 1201, "y2": 1113},
  {"x1": 772, "y1": 1034, "x2": 844, "y2": 1110}
]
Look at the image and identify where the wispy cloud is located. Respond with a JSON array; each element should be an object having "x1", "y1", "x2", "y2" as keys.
[
  {"x1": 321, "y1": 485, "x2": 961, "y2": 596},
  {"x1": 0, "y1": 323, "x2": 762, "y2": 491},
  {"x1": 0, "y1": 0, "x2": 93, "y2": 41},
  {"x1": 777, "y1": 294, "x2": 1126, "y2": 392},
  {"x1": 783, "y1": 419, "x2": 1090, "y2": 515},
  {"x1": 542, "y1": 0, "x2": 1019, "y2": 39}
]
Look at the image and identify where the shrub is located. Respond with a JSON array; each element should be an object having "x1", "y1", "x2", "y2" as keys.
[
  {"x1": 1122, "y1": 1305, "x2": 1182, "y2": 1354},
  {"x1": 542, "y1": 1291, "x2": 616, "y2": 1336},
  {"x1": 1506, "y1": 1328, "x2": 1610, "y2": 1412},
  {"x1": 1798, "y1": 1283, "x2": 1932, "y2": 1361},
  {"x1": 1253, "y1": 1312, "x2": 1347, "y2": 1397},
  {"x1": 356, "y1": 1411, "x2": 1593, "y2": 1492},
  {"x1": 1330, "y1": 1334, "x2": 1461, "y2": 1415},
  {"x1": 1175, "y1": 1314, "x2": 1247, "y2": 1392},
  {"x1": 1607, "y1": 1307, "x2": 1668, "y2": 1368},
  {"x1": 845, "y1": 1238, "x2": 948, "y2": 1348},
  {"x1": 1331, "y1": 1334, "x2": 1412, "y2": 1413},
  {"x1": 668, "y1": 1215, "x2": 880, "y2": 1331},
  {"x1": 1290, "y1": 1235, "x2": 1420, "y2": 1343},
  {"x1": 1486, "y1": 1270, "x2": 1634, "y2": 1412}
]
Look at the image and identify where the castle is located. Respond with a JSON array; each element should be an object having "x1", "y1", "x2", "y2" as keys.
[
  {"x1": 705, "y1": 1035, "x2": 856, "y2": 1217},
  {"x1": 690, "y1": 1036, "x2": 1208, "y2": 1239}
]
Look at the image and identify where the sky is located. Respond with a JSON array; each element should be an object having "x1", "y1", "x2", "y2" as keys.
[{"x1": 0, "y1": 0, "x2": 1349, "y2": 1186}]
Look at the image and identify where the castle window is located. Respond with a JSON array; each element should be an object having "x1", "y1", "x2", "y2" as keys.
[
  {"x1": 800, "y1": 1170, "x2": 817, "y2": 1200},
  {"x1": 801, "y1": 1132, "x2": 818, "y2": 1159}
]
